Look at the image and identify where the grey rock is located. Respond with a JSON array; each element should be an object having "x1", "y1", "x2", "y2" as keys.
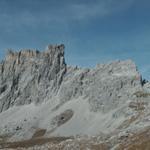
[
  {"x1": 0, "y1": 44, "x2": 66, "y2": 112},
  {"x1": 58, "y1": 60, "x2": 142, "y2": 112},
  {"x1": 0, "y1": 44, "x2": 143, "y2": 113}
]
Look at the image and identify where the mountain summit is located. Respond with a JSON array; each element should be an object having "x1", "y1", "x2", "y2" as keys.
[
  {"x1": 0, "y1": 44, "x2": 150, "y2": 149},
  {"x1": 0, "y1": 44, "x2": 66, "y2": 112}
]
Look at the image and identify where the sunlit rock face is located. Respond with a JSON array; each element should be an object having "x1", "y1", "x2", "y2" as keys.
[
  {"x1": 0, "y1": 44, "x2": 66, "y2": 112},
  {"x1": 1, "y1": 44, "x2": 149, "y2": 141},
  {"x1": 0, "y1": 44, "x2": 142, "y2": 113}
]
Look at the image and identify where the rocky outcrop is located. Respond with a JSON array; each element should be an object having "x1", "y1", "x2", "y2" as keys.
[
  {"x1": 0, "y1": 44, "x2": 66, "y2": 112},
  {"x1": 58, "y1": 60, "x2": 142, "y2": 112},
  {"x1": 0, "y1": 44, "x2": 143, "y2": 113},
  {"x1": 0, "y1": 44, "x2": 150, "y2": 149}
]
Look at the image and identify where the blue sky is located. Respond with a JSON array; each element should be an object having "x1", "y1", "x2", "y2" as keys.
[{"x1": 0, "y1": 0, "x2": 150, "y2": 79}]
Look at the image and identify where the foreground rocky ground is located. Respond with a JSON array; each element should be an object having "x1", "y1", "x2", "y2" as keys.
[{"x1": 0, "y1": 127, "x2": 150, "y2": 150}]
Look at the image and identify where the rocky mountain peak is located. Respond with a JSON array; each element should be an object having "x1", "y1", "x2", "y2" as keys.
[
  {"x1": 0, "y1": 44, "x2": 143, "y2": 113},
  {"x1": 0, "y1": 44, "x2": 149, "y2": 150},
  {"x1": 46, "y1": 44, "x2": 65, "y2": 54},
  {"x1": 5, "y1": 44, "x2": 65, "y2": 65},
  {"x1": 0, "y1": 44, "x2": 66, "y2": 112}
]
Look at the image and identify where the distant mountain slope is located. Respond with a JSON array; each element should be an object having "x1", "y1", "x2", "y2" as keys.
[
  {"x1": 0, "y1": 44, "x2": 150, "y2": 149},
  {"x1": 0, "y1": 44, "x2": 142, "y2": 112}
]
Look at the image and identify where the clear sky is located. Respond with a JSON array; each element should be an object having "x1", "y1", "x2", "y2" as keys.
[{"x1": 0, "y1": 0, "x2": 150, "y2": 79}]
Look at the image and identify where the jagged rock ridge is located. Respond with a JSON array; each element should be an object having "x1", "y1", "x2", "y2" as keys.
[
  {"x1": 0, "y1": 44, "x2": 150, "y2": 148},
  {"x1": 0, "y1": 44, "x2": 66, "y2": 112},
  {"x1": 0, "y1": 44, "x2": 142, "y2": 113}
]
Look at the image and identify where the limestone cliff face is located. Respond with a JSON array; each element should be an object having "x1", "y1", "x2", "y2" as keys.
[
  {"x1": 1, "y1": 44, "x2": 150, "y2": 144},
  {"x1": 0, "y1": 44, "x2": 142, "y2": 113},
  {"x1": 0, "y1": 44, "x2": 66, "y2": 112},
  {"x1": 58, "y1": 60, "x2": 142, "y2": 112}
]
